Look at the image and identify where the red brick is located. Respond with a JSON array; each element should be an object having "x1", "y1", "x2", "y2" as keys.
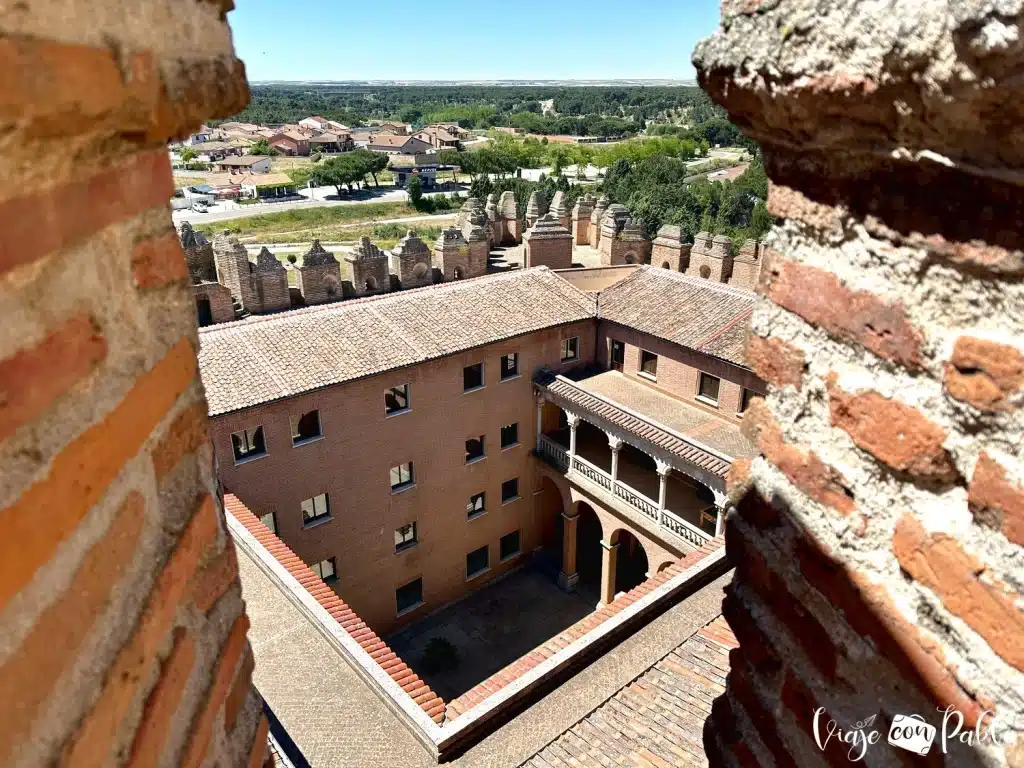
[
  {"x1": 0, "y1": 313, "x2": 107, "y2": 443},
  {"x1": 225, "y1": 650, "x2": 255, "y2": 733},
  {"x1": 828, "y1": 379, "x2": 960, "y2": 484},
  {"x1": 945, "y1": 336, "x2": 1024, "y2": 412},
  {"x1": 190, "y1": 544, "x2": 239, "y2": 613},
  {"x1": 127, "y1": 628, "x2": 197, "y2": 768},
  {"x1": 0, "y1": 492, "x2": 144, "y2": 763},
  {"x1": 893, "y1": 514, "x2": 1024, "y2": 671},
  {"x1": 726, "y1": 662, "x2": 791, "y2": 766},
  {"x1": 780, "y1": 669, "x2": 850, "y2": 767},
  {"x1": 62, "y1": 495, "x2": 220, "y2": 767},
  {"x1": 0, "y1": 150, "x2": 174, "y2": 276},
  {"x1": 762, "y1": 257, "x2": 924, "y2": 370},
  {"x1": 0, "y1": 337, "x2": 197, "y2": 614},
  {"x1": 968, "y1": 453, "x2": 1024, "y2": 546},
  {"x1": 180, "y1": 614, "x2": 251, "y2": 768},
  {"x1": 766, "y1": 183, "x2": 844, "y2": 234},
  {"x1": 248, "y1": 716, "x2": 270, "y2": 768},
  {"x1": 152, "y1": 402, "x2": 209, "y2": 483},
  {"x1": 132, "y1": 231, "x2": 189, "y2": 290},
  {"x1": 721, "y1": 590, "x2": 782, "y2": 678},
  {"x1": 745, "y1": 333, "x2": 805, "y2": 390}
]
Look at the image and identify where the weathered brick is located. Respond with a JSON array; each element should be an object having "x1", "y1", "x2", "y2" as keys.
[
  {"x1": 61, "y1": 495, "x2": 219, "y2": 766},
  {"x1": 248, "y1": 716, "x2": 270, "y2": 768},
  {"x1": 0, "y1": 313, "x2": 107, "y2": 443},
  {"x1": 0, "y1": 492, "x2": 144, "y2": 763},
  {"x1": 828, "y1": 379, "x2": 960, "y2": 484},
  {"x1": 0, "y1": 337, "x2": 196, "y2": 614},
  {"x1": 968, "y1": 453, "x2": 1024, "y2": 547},
  {"x1": 127, "y1": 627, "x2": 196, "y2": 768},
  {"x1": 180, "y1": 614, "x2": 251, "y2": 768},
  {"x1": 779, "y1": 669, "x2": 850, "y2": 767},
  {"x1": 766, "y1": 181, "x2": 844, "y2": 235},
  {"x1": 190, "y1": 543, "x2": 238, "y2": 613},
  {"x1": 745, "y1": 333, "x2": 805, "y2": 390},
  {"x1": 225, "y1": 650, "x2": 255, "y2": 733},
  {"x1": 762, "y1": 257, "x2": 924, "y2": 370},
  {"x1": 944, "y1": 336, "x2": 1024, "y2": 413},
  {"x1": 0, "y1": 150, "x2": 174, "y2": 276},
  {"x1": 726, "y1": 457, "x2": 752, "y2": 502},
  {"x1": 152, "y1": 402, "x2": 209, "y2": 483},
  {"x1": 893, "y1": 514, "x2": 1024, "y2": 671},
  {"x1": 131, "y1": 230, "x2": 190, "y2": 290}
]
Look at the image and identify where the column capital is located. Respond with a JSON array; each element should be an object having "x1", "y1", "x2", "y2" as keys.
[
  {"x1": 534, "y1": 392, "x2": 546, "y2": 406},
  {"x1": 712, "y1": 487, "x2": 729, "y2": 508},
  {"x1": 600, "y1": 539, "x2": 619, "y2": 552},
  {"x1": 655, "y1": 459, "x2": 672, "y2": 477},
  {"x1": 606, "y1": 433, "x2": 624, "y2": 452},
  {"x1": 564, "y1": 410, "x2": 581, "y2": 428},
  {"x1": 560, "y1": 511, "x2": 579, "y2": 523}
]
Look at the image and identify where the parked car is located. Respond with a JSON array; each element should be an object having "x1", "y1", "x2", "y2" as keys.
[{"x1": 192, "y1": 202, "x2": 209, "y2": 213}]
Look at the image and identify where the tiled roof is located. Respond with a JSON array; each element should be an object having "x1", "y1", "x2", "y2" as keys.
[
  {"x1": 199, "y1": 267, "x2": 596, "y2": 415},
  {"x1": 224, "y1": 494, "x2": 447, "y2": 723},
  {"x1": 520, "y1": 615, "x2": 737, "y2": 768},
  {"x1": 446, "y1": 537, "x2": 725, "y2": 722},
  {"x1": 599, "y1": 266, "x2": 756, "y2": 367},
  {"x1": 535, "y1": 371, "x2": 738, "y2": 475}
]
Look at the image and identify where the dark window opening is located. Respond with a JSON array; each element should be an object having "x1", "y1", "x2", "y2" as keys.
[
  {"x1": 640, "y1": 350, "x2": 658, "y2": 379},
  {"x1": 463, "y1": 363, "x2": 484, "y2": 391},
  {"x1": 291, "y1": 410, "x2": 321, "y2": 445},
  {"x1": 467, "y1": 492, "x2": 486, "y2": 519},
  {"x1": 231, "y1": 426, "x2": 266, "y2": 462},
  {"x1": 465, "y1": 436, "x2": 485, "y2": 463},
  {"x1": 611, "y1": 340, "x2": 625, "y2": 372},
  {"x1": 561, "y1": 337, "x2": 579, "y2": 362},
  {"x1": 396, "y1": 578, "x2": 423, "y2": 614},
  {"x1": 196, "y1": 297, "x2": 213, "y2": 327},
  {"x1": 500, "y1": 423, "x2": 519, "y2": 449},
  {"x1": 466, "y1": 545, "x2": 489, "y2": 578},
  {"x1": 502, "y1": 477, "x2": 520, "y2": 503},
  {"x1": 385, "y1": 384, "x2": 410, "y2": 415},
  {"x1": 500, "y1": 530, "x2": 521, "y2": 561},
  {"x1": 699, "y1": 373, "x2": 721, "y2": 404},
  {"x1": 500, "y1": 352, "x2": 519, "y2": 380}
]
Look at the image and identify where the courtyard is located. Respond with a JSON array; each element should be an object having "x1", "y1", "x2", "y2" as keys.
[{"x1": 385, "y1": 565, "x2": 597, "y2": 702}]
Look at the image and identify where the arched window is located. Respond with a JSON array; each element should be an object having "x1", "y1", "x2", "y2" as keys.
[
  {"x1": 699, "y1": 265, "x2": 711, "y2": 279},
  {"x1": 413, "y1": 262, "x2": 429, "y2": 278},
  {"x1": 661, "y1": 261, "x2": 671, "y2": 269},
  {"x1": 365, "y1": 275, "x2": 378, "y2": 291},
  {"x1": 454, "y1": 266, "x2": 465, "y2": 280}
]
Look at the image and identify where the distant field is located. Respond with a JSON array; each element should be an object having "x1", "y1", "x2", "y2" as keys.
[
  {"x1": 244, "y1": 217, "x2": 455, "y2": 247},
  {"x1": 195, "y1": 202, "x2": 427, "y2": 241}
]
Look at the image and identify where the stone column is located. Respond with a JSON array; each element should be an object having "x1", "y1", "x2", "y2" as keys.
[
  {"x1": 565, "y1": 410, "x2": 580, "y2": 464},
  {"x1": 599, "y1": 539, "x2": 618, "y2": 606},
  {"x1": 535, "y1": 396, "x2": 545, "y2": 453},
  {"x1": 655, "y1": 459, "x2": 670, "y2": 525},
  {"x1": 607, "y1": 434, "x2": 623, "y2": 486},
  {"x1": 558, "y1": 512, "x2": 580, "y2": 592}
]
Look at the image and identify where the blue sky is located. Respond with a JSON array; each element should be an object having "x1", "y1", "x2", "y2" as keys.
[{"x1": 229, "y1": 0, "x2": 722, "y2": 82}]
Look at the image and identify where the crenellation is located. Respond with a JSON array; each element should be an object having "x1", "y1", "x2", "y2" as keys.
[
  {"x1": 434, "y1": 226, "x2": 474, "y2": 281},
  {"x1": 523, "y1": 212, "x2": 574, "y2": 269},
  {"x1": 389, "y1": 229, "x2": 434, "y2": 289},
  {"x1": 213, "y1": 230, "x2": 259, "y2": 313},
  {"x1": 651, "y1": 225, "x2": 692, "y2": 272},
  {"x1": 296, "y1": 239, "x2": 342, "y2": 305},
  {"x1": 498, "y1": 190, "x2": 521, "y2": 244},
  {"x1": 550, "y1": 191, "x2": 570, "y2": 231},
  {"x1": 571, "y1": 194, "x2": 596, "y2": 246},
  {"x1": 589, "y1": 196, "x2": 610, "y2": 249},
  {"x1": 731, "y1": 238, "x2": 763, "y2": 291},
  {"x1": 344, "y1": 237, "x2": 391, "y2": 297},
  {"x1": 525, "y1": 191, "x2": 545, "y2": 230},
  {"x1": 250, "y1": 246, "x2": 290, "y2": 312},
  {"x1": 598, "y1": 205, "x2": 648, "y2": 266},
  {"x1": 179, "y1": 222, "x2": 216, "y2": 283}
]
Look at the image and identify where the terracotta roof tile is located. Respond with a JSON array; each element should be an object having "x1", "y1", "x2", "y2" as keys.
[{"x1": 223, "y1": 493, "x2": 446, "y2": 723}]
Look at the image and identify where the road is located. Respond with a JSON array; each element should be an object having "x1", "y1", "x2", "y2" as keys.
[{"x1": 172, "y1": 186, "x2": 465, "y2": 226}]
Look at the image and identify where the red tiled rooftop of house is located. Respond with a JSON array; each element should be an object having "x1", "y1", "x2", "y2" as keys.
[{"x1": 224, "y1": 493, "x2": 447, "y2": 723}]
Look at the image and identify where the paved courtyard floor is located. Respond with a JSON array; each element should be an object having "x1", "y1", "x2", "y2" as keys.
[
  {"x1": 386, "y1": 565, "x2": 596, "y2": 702},
  {"x1": 489, "y1": 244, "x2": 605, "y2": 272}
]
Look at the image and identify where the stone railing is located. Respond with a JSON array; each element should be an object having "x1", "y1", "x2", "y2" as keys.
[
  {"x1": 572, "y1": 454, "x2": 612, "y2": 491},
  {"x1": 537, "y1": 434, "x2": 568, "y2": 471},
  {"x1": 614, "y1": 481, "x2": 658, "y2": 521},
  {"x1": 662, "y1": 509, "x2": 711, "y2": 548}
]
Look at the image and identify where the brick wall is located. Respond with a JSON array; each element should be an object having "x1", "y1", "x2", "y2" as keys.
[
  {"x1": 210, "y1": 321, "x2": 598, "y2": 634},
  {"x1": 0, "y1": 3, "x2": 267, "y2": 767},
  {"x1": 695, "y1": 3, "x2": 1024, "y2": 766}
]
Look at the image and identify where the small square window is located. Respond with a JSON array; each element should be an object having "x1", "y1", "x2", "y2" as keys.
[
  {"x1": 291, "y1": 410, "x2": 321, "y2": 445},
  {"x1": 698, "y1": 373, "x2": 721, "y2": 405},
  {"x1": 395, "y1": 522, "x2": 417, "y2": 552},
  {"x1": 740, "y1": 388, "x2": 755, "y2": 413},
  {"x1": 311, "y1": 556, "x2": 337, "y2": 582},
  {"x1": 466, "y1": 545, "x2": 489, "y2": 579},
  {"x1": 501, "y1": 478, "x2": 520, "y2": 503},
  {"x1": 500, "y1": 423, "x2": 519, "y2": 449},
  {"x1": 640, "y1": 350, "x2": 658, "y2": 379},
  {"x1": 463, "y1": 363, "x2": 484, "y2": 391},
  {"x1": 231, "y1": 426, "x2": 266, "y2": 462},
  {"x1": 500, "y1": 353, "x2": 519, "y2": 380},
  {"x1": 500, "y1": 530, "x2": 521, "y2": 561},
  {"x1": 560, "y1": 337, "x2": 579, "y2": 362},
  {"x1": 467, "y1": 492, "x2": 486, "y2": 519},
  {"x1": 396, "y1": 577, "x2": 423, "y2": 614},
  {"x1": 301, "y1": 493, "x2": 331, "y2": 526},
  {"x1": 465, "y1": 435, "x2": 485, "y2": 463},
  {"x1": 390, "y1": 461, "x2": 415, "y2": 491},
  {"x1": 611, "y1": 339, "x2": 625, "y2": 370},
  {"x1": 385, "y1": 384, "x2": 410, "y2": 415},
  {"x1": 258, "y1": 511, "x2": 277, "y2": 534}
]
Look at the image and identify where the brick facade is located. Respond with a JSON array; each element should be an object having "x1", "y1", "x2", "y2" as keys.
[
  {"x1": 194, "y1": 281, "x2": 236, "y2": 326},
  {"x1": 571, "y1": 194, "x2": 596, "y2": 246},
  {"x1": 523, "y1": 213, "x2": 574, "y2": 270},
  {"x1": 695, "y1": 3, "x2": 1024, "y2": 766},
  {"x1": 0, "y1": 2, "x2": 265, "y2": 766}
]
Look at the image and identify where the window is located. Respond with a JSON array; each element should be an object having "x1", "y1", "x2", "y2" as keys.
[
  {"x1": 611, "y1": 340, "x2": 625, "y2": 372},
  {"x1": 466, "y1": 545, "x2": 489, "y2": 579},
  {"x1": 698, "y1": 373, "x2": 721, "y2": 405},
  {"x1": 639, "y1": 350, "x2": 658, "y2": 379},
  {"x1": 500, "y1": 530, "x2": 521, "y2": 561},
  {"x1": 258, "y1": 511, "x2": 277, "y2": 534},
  {"x1": 291, "y1": 410, "x2": 321, "y2": 445},
  {"x1": 231, "y1": 426, "x2": 266, "y2": 463},
  {"x1": 395, "y1": 522, "x2": 417, "y2": 552},
  {"x1": 740, "y1": 388, "x2": 755, "y2": 413},
  {"x1": 463, "y1": 363, "x2": 484, "y2": 391},
  {"x1": 500, "y1": 353, "x2": 519, "y2": 380},
  {"x1": 465, "y1": 436, "x2": 485, "y2": 463},
  {"x1": 501, "y1": 477, "x2": 520, "y2": 503},
  {"x1": 396, "y1": 578, "x2": 423, "y2": 614},
  {"x1": 385, "y1": 384, "x2": 410, "y2": 415},
  {"x1": 466, "y1": 492, "x2": 486, "y2": 519},
  {"x1": 301, "y1": 493, "x2": 331, "y2": 526},
  {"x1": 390, "y1": 461, "x2": 415, "y2": 491},
  {"x1": 311, "y1": 557, "x2": 337, "y2": 582},
  {"x1": 500, "y1": 422, "x2": 519, "y2": 449},
  {"x1": 560, "y1": 337, "x2": 579, "y2": 362}
]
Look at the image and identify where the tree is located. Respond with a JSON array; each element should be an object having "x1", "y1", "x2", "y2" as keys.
[
  {"x1": 250, "y1": 138, "x2": 270, "y2": 155},
  {"x1": 311, "y1": 156, "x2": 362, "y2": 196},
  {"x1": 408, "y1": 176, "x2": 424, "y2": 209},
  {"x1": 180, "y1": 147, "x2": 197, "y2": 162},
  {"x1": 437, "y1": 149, "x2": 461, "y2": 183},
  {"x1": 363, "y1": 150, "x2": 389, "y2": 187}
]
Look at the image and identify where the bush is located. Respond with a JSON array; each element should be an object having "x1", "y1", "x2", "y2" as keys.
[
  {"x1": 287, "y1": 254, "x2": 298, "y2": 264},
  {"x1": 420, "y1": 637, "x2": 459, "y2": 675},
  {"x1": 408, "y1": 176, "x2": 424, "y2": 209}
]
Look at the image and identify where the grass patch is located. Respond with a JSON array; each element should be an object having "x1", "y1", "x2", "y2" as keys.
[{"x1": 195, "y1": 201, "x2": 425, "y2": 240}]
